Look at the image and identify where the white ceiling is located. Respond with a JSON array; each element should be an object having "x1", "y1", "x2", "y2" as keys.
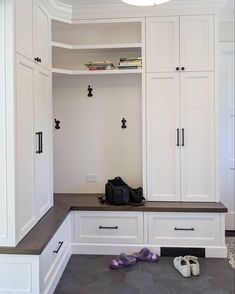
[{"x1": 58, "y1": 0, "x2": 122, "y2": 5}]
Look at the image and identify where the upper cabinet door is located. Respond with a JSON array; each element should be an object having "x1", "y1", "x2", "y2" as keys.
[
  {"x1": 146, "y1": 17, "x2": 180, "y2": 73},
  {"x1": 35, "y1": 0, "x2": 51, "y2": 69},
  {"x1": 180, "y1": 15, "x2": 214, "y2": 72},
  {"x1": 146, "y1": 73, "x2": 181, "y2": 201},
  {"x1": 180, "y1": 72, "x2": 215, "y2": 202},
  {"x1": 15, "y1": 0, "x2": 34, "y2": 60}
]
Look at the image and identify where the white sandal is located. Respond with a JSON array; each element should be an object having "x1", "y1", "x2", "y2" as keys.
[
  {"x1": 184, "y1": 255, "x2": 200, "y2": 276},
  {"x1": 173, "y1": 256, "x2": 191, "y2": 278}
]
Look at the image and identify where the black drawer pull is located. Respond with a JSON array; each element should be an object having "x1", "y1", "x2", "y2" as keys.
[
  {"x1": 53, "y1": 241, "x2": 64, "y2": 253},
  {"x1": 176, "y1": 128, "x2": 180, "y2": 146},
  {"x1": 181, "y1": 128, "x2": 185, "y2": 146},
  {"x1": 174, "y1": 227, "x2": 195, "y2": 231},
  {"x1": 99, "y1": 225, "x2": 118, "y2": 230}
]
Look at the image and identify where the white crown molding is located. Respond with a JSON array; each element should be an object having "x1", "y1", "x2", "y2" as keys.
[{"x1": 44, "y1": 0, "x2": 229, "y2": 22}]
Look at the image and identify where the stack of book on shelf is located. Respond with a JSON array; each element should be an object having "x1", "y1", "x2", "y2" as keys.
[
  {"x1": 118, "y1": 57, "x2": 142, "y2": 70},
  {"x1": 85, "y1": 61, "x2": 115, "y2": 70}
]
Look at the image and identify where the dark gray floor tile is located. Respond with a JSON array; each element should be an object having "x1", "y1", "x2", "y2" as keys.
[{"x1": 55, "y1": 255, "x2": 235, "y2": 294}]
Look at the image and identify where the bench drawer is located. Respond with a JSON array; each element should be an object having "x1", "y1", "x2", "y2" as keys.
[
  {"x1": 40, "y1": 215, "x2": 71, "y2": 293},
  {"x1": 73, "y1": 211, "x2": 144, "y2": 244},
  {"x1": 148, "y1": 212, "x2": 221, "y2": 246}
]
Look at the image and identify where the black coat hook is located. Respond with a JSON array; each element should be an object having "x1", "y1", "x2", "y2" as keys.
[
  {"x1": 121, "y1": 118, "x2": 127, "y2": 129},
  {"x1": 55, "y1": 119, "x2": 61, "y2": 130},
  {"x1": 87, "y1": 85, "x2": 93, "y2": 97}
]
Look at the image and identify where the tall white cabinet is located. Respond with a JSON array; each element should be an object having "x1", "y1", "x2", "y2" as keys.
[
  {"x1": 146, "y1": 15, "x2": 217, "y2": 202},
  {"x1": 0, "y1": 0, "x2": 53, "y2": 246}
]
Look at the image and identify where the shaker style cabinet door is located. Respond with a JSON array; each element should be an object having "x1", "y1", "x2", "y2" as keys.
[
  {"x1": 180, "y1": 15, "x2": 214, "y2": 72},
  {"x1": 15, "y1": 0, "x2": 34, "y2": 61},
  {"x1": 180, "y1": 72, "x2": 215, "y2": 202},
  {"x1": 146, "y1": 17, "x2": 180, "y2": 73},
  {"x1": 16, "y1": 54, "x2": 36, "y2": 241},
  {"x1": 34, "y1": 67, "x2": 53, "y2": 219},
  {"x1": 34, "y1": 0, "x2": 51, "y2": 69},
  {"x1": 146, "y1": 73, "x2": 181, "y2": 201}
]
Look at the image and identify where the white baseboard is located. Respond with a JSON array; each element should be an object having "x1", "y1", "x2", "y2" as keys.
[
  {"x1": 71, "y1": 243, "x2": 228, "y2": 258},
  {"x1": 45, "y1": 247, "x2": 72, "y2": 294}
]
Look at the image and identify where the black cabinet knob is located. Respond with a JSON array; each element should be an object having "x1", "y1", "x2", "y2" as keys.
[
  {"x1": 176, "y1": 67, "x2": 180, "y2": 71},
  {"x1": 181, "y1": 67, "x2": 185, "y2": 71},
  {"x1": 34, "y1": 57, "x2": 41, "y2": 63}
]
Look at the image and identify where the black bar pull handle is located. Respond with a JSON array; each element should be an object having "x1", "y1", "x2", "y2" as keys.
[
  {"x1": 174, "y1": 227, "x2": 195, "y2": 231},
  {"x1": 53, "y1": 241, "x2": 64, "y2": 254},
  {"x1": 182, "y1": 128, "x2": 185, "y2": 146},
  {"x1": 40, "y1": 132, "x2": 43, "y2": 154},
  {"x1": 36, "y1": 132, "x2": 41, "y2": 154},
  {"x1": 99, "y1": 225, "x2": 118, "y2": 230},
  {"x1": 176, "y1": 128, "x2": 180, "y2": 146}
]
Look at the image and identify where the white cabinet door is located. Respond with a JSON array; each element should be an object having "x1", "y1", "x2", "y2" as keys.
[
  {"x1": 16, "y1": 54, "x2": 36, "y2": 241},
  {"x1": 34, "y1": 67, "x2": 53, "y2": 219},
  {"x1": 15, "y1": 0, "x2": 34, "y2": 60},
  {"x1": 180, "y1": 15, "x2": 214, "y2": 72},
  {"x1": 180, "y1": 72, "x2": 215, "y2": 202},
  {"x1": 146, "y1": 17, "x2": 180, "y2": 73},
  {"x1": 34, "y1": 0, "x2": 51, "y2": 69},
  {"x1": 147, "y1": 73, "x2": 181, "y2": 201}
]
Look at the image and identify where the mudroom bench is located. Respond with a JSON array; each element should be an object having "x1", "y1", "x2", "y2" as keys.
[{"x1": 0, "y1": 194, "x2": 227, "y2": 294}]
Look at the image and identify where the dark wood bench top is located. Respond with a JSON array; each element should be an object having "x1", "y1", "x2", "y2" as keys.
[{"x1": 0, "y1": 194, "x2": 227, "y2": 255}]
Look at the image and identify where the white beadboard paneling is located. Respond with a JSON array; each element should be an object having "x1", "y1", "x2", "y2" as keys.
[{"x1": 53, "y1": 75, "x2": 142, "y2": 193}]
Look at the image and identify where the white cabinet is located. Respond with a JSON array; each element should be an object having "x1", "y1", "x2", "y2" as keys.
[
  {"x1": 148, "y1": 212, "x2": 221, "y2": 246},
  {"x1": 146, "y1": 73, "x2": 181, "y2": 201},
  {"x1": 73, "y1": 211, "x2": 144, "y2": 244},
  {"x1": 15, "y1": 54, "x2": 53, "y2": 241},
  {"x1": 180, "y1": 16, "x2": 214, "y2": 72},
  {"x1": 16, "y1": 55, "x2": 36, "y2": 240},
  {"x1": 146, "y1": 72, "x2": 216, "y2": 202},
  {"x1": 146, "y1": 15, "x2": 214, "y2": 72},
  {"x1": 15, "y1": 0, "x2": 34, "y2": 60},
  {"x1": 0, "y1": 216, "x2": 71, "y2": 294},
  {"x1": 0, "y1": 0, "x2": 52, "y2": 246},
  {"x1": 40, "y1": 215, "x2": 71, "y2": 294},
  {"x1": 146, "y1": 17, "x2": 179, "y2": 73},
  {"x1": 180, "y1": 72, "x2": 215, "y2": 202},
  {"x1": 34, "y1": 0, "x2": 51, "y2": 69},
  {"x1": 15, "y1": 0, "x2": 51, "y2": 69},
  {"x1": 34, "y1": 67, "x2": 53, "y2": 218}
]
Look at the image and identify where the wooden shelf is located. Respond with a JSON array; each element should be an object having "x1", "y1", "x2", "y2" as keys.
[
  {"x1": 51, "y1": 41, "x2": 143, "y2": 50},
  {"x1": 52, "y1": 68, "x2": 143, "y2": 76}
]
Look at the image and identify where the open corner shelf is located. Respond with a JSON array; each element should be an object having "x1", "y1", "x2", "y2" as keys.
[
  {"x1": 52, "y1": 68, "x2": 143, "y2": 76},
  {"x1": 51, "y1": 41, "x2": 143, "y2": 50}
]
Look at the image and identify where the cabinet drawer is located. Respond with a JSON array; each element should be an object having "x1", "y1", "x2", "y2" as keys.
[
  {"x1": 74, "y1": 211, "x2": 144, "y2": 244},
  {"x1": 148, "y1": 212, "x2": 221, "y2": 246},
  {"x1": 40, "y1": 215, "x2": 70, "y2": 293}
]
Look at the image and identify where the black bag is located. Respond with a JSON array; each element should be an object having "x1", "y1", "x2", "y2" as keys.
[{"x1": 99, "y1": 177, "x2": 145, "y2": 206}]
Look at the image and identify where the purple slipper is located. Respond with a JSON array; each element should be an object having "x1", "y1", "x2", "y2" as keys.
[
  {"x1": 110, "y1": 253, "x2": 137, "y2": 269},
  {"x1": 133, "y1": 248, "x2": 160, "y2": 263}
]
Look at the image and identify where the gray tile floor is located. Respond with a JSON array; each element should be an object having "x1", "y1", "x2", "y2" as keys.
[{"x1": 55, "y1": 255, "x2": 235, "y2": 294}]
